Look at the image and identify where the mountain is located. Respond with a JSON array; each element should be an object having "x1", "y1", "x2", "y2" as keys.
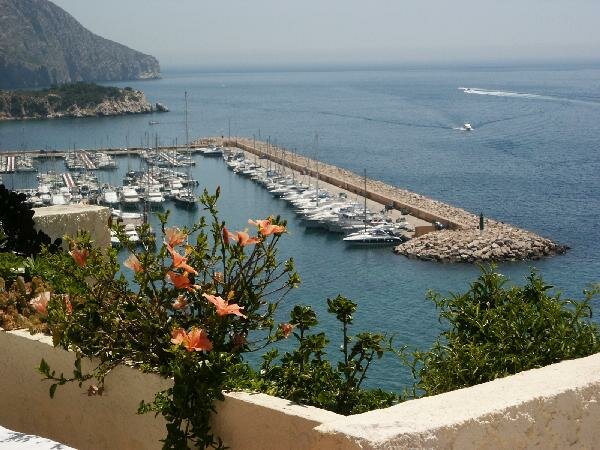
[{"x1": 0, "y1": 0, "x2": 161, "y2": 89}]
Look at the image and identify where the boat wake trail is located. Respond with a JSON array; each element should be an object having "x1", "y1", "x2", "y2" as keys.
[
  {"x1": 459, "y1": 87, "x2": 600, "y2": 107},
  {"x1": 316, "y1": 110, "x2": 452, "y2": 130}
]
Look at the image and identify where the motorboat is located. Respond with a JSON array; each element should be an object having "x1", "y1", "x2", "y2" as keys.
[
  {"x1": 343, "y1": 228, "x2": 406, "y2": 245},
  {"x1": 102, "y1": 188, "x2": 120, "y2": 206},
  {"x1": 462, "y1": 123, "x2": 473, "y2": 131},
  {"x1": 173, "y1": 189, "x2": 197, "y2": 209},
  {"x1": 120, "y1": 187, "x2": 140, "y2": 210},
  {"x1": 197, "y1": 146, "x2": 224, "y2": 157}
]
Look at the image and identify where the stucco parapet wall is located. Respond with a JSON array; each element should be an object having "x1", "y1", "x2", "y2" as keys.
[
  {"x1": 33, "y1": 204, "x2": 110, "y2": 249},
  {"x1": 3, "y1": 329, "x2": 600, "y2": 449},
  {"x1": 313, "y1": 352, "x2": 600, "y2": 449},
  {"x1": 0, "y1": 330, "x2": 342, "y2": 450}
]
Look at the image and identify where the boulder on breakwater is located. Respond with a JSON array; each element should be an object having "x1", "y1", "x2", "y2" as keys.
[{"x1": 394, "y1": 221, "x2": 568, "y2": 263}]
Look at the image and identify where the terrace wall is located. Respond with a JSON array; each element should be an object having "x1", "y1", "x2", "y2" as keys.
[{"x1": 1, "y1": 330, "x2": 600, "y2": 449}]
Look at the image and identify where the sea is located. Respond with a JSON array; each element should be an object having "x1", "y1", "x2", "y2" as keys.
[{"x1": 1, "y1": 63, "x2": 599, "y2": 392}]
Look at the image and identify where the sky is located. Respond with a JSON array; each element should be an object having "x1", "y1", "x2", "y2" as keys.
[{"x1": 51, "y1": 0, "x2": 600, "y2": 69}]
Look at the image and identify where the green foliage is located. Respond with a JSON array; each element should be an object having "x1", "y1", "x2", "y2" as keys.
[
  {"x1": 23, "y1": 247, "x2": 88, "y2": 294},
  {"x1": 0, "y1": 252, "x2": 25, "y2": 284},
  {"x1": 36, "y1": 83, "x2": 127, "y2": 109},
  {"x1": 257, "y1": 296, "x2": 399, "y2": 415},
  {"x1": 1, "y1": 83, "x2": 130, "y2": 118},
  {"x1": 39, "y1": 190, "x2": 300, "y2": 449},
  {"x1": 0, "y1": 184, "x2": 61, "y2": 256},
  {"x1": 415, "y1": 266, "x2": 600, "y2": 396}
]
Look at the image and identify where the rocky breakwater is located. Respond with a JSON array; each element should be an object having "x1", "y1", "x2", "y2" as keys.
[
  {"x1": 215, "y1": 137, "x2": 568, "y2": 264},
  {"x1": 394, "y1": 220, "x2": 568, "y2": 263}
]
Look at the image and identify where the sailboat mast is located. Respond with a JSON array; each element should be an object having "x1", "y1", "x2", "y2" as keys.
[
  {"x1": 185, "y1": 91, "x2": 189, "y2": 150},
  {"x1": 314, "y1": 133, "x2": 319, "y2": 207},
  {"x1": 364, "y1": 168, "x2": 367, "y2": 232}
]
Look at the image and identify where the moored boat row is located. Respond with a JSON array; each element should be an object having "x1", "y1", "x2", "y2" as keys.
[{"x1": 218, "y1": 149, "x2": 413, "y2": 246}]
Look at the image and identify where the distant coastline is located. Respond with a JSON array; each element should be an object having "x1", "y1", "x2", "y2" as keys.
[{"x1": 0, "y1": 83, "x2": 168, "y2": 121}]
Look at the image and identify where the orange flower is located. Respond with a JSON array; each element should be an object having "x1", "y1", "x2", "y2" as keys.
[
  {"x1": 172, "y1": 295, "x2": 188, "y2": 310},
  {"x1": 168, "y1": 271, "x2": 200, "y2": 292},
  {"x1": 30, "y1": 291, "x2": 51, "y2": 315},
  {"x1": 165, "y1": 227, "x2": 187, "y2": 247},
  {"x1": 223, "y1": 226, "x2": 260, "y2": 247},
  {"x1": 248, "y1": 218, "x2": 271, "y2": 230},
  {"x1": 167, "y1": 245, "x2": 198, "y2": 275},
  {"x1": 202, "y1": 293, "x2": 247, "y2": 318},
  {"x1": 222, "y1": 226, "x2": 230, "y2": 245},
  {"x1": 70, "y1": 247, "x2": 89, "y2": 267},
  {"x1": 171, "y1": 327, "x2": 213, "y2": 352},
  {"x1": 261, "y1": 223, "x2": 286, "y2": 237},
  {"x1": 249, "y1": 218, "x2": 286, "y2": 237},
  {"x1": 64, "y1": 295, "x2": 73, "y2": 314},
  {"x1": 184, "y1": 327, "x2": 213, "y2": 352},
  {"x1": 280, "y1": 323, "x2": 295, "y2": 338},
  {"x1": 237, "y1": 231, "x2": 260, "y2": 246},
  {"x1": 124, "y1": 254, "x2": 143, "y2": 273},
  {"x1": 170, "y1": 327, "x2": 187, "y2": 345}
]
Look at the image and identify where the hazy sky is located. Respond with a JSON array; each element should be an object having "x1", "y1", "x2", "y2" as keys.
[{"x1": 51, "y1": 0, "x2": 600, "y2": 69}]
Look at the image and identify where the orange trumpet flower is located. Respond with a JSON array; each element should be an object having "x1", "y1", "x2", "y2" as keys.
[
  {"x1": 202, "y1": 293, "x2": 247, "y2": 318},
  {"x1": 124, "y1": 254, "x2": 143, "y2": 273},
  {"x1": 70, "y1": 247, "x2": 89, "y2": 267},
  {"x1": 165, "y1": 227, "x2": 187, "y2": 247},
  {"x1": 167, "y1": 245, "x2": 198, "y2": 275}
]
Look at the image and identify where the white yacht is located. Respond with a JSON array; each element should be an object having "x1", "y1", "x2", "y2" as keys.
[
  {"x1": 102, "y1": 188, "x2": 120, "y2": 206},
  {"x1": 120, "y1": 187, "x2": 140, "y2": 210},
  {"x1": 343, "y1": 228, "x2": 405, "y2": 245}
]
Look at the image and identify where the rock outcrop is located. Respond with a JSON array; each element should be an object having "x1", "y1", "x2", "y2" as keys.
[
  {"x1": 0, "y1": 83, "x2": 166, "y2": 120},
  {"x1": 0, "y1": 0, "x2": 161, "y2": 89}
]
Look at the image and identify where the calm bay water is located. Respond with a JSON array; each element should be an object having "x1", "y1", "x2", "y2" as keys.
[{"x1": 1, "y1": 64, "x2": 599, "y2": 391}]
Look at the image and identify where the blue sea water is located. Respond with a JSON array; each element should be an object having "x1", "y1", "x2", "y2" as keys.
[{"x1": 1, "y1": 64, "x2": 599, "y2": 391}]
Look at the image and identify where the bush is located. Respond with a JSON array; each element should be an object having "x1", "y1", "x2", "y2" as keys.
[
  {"x1": 257, "y1": 297, "x2": 398, "y2": 415},
  {"x1": 0, "y1": 184, "x2": 61, "y2": 256},
  {"x1": 414, "y1": 266, "x2": 600, "y2": 396}
]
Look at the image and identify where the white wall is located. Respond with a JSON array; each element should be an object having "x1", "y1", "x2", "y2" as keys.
[{"x1": 2, "y1": 330, "x2": 600, "y2": 449}]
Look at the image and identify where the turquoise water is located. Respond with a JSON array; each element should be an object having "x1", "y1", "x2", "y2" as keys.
[{"x1": 1, "y1": 64, "x2": 600, "y2": 391}]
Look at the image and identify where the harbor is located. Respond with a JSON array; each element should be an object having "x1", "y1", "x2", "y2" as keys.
[
  {"x1": 1, "y1": 137, "x2": 567, "y2": 262},
  {"x1": 202, "y1": 136, "x2": 568, "y2": 262}
]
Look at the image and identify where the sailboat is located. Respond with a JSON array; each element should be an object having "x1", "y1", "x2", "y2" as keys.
[{"x1": 174, "y1": 92, "x2": 198, "y2": 209}]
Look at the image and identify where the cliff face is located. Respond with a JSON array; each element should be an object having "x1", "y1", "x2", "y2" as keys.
[
  {"x1": 0, "y1": 0, "x2": 161, "y2": 89},
  {"x1": 0, "y1": 83, "x2": 166, "y2": 120}
]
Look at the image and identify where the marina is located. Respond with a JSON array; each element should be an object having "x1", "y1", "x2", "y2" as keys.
[{"x1": 1, "y1": 137, "x2": 567, "y2": 260}]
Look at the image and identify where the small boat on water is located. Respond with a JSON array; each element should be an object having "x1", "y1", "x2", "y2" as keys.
[
  {"x1": 343, "y1": 228, "x2": 405, "y2": 245},
  {"x1": 462, "y1": 123, "x2": 473, "y2": 131},
  {"x1": 173, "y1": 189, "x2": 197, "y2": 209},
  {"x1": 196, "y1": 146, "x2": 224, "y2": 157}
]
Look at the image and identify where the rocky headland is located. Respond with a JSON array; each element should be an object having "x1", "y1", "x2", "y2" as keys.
[
  {"x1": 0, "y1": 0, "x2": 161, "y2": 89},
  {"x1": 0, "y1": 83, "x2": 168, "y2": 121}
]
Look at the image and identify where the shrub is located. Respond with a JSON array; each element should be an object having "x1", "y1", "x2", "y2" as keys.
[
  {"x1": 414, "y1": 266, "x2": 600, "y2": 396},
  {"x1": 0, "y1": 184, "x2": 62, "y2": 256},
  {"x1": 257, "y1": 296, "x2": 399, "y2": 415},
  {"x1": 39, "y1": 190, "x2": 300, "y2": 449}
]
